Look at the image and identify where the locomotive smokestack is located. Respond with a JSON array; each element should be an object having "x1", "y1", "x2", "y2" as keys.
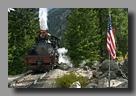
[{"x1": 39, "y1": 8, "x2": 48, "y2": 30}]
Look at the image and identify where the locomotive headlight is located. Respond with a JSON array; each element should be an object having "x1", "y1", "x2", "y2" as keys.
[{"x1": 40, "y1": 33, "x2": 46, "y2": 38}]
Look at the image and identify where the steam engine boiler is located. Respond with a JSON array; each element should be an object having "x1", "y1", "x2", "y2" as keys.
[{"x1": 24, "y1": 30, "x2": 59, "y2": 71}]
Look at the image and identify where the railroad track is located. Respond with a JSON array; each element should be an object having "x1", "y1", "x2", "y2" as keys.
[{"x1": 8, "y1": 71, "x2": 48, "y2": 88}]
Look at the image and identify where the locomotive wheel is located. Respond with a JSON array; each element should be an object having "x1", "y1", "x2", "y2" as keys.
[
  {"x1": 54, "y1": 64, "x2": 59, "y2": 69},
  {"x1": 33, "y1": 70, "x2": 40, "y2": 73}
]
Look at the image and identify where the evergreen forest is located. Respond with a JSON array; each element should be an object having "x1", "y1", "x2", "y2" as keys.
[{"x1": 8, "y1": 8, "x2": 128, "y2": 75}]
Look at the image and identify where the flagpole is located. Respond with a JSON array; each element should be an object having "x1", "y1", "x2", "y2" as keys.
[
  {"x1": 108, "y1": 52, "x2": 111, "y2": 88},
  {"x1": 108, "y1": 11, "x2": 111, "y2": 88},
  {"x1": 107, "y1": 11, "x2": 116, "y2": 88}
]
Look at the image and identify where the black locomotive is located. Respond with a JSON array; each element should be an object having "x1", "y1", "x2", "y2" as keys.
[{"x1": 24, "y1": 30, "x2": 59, "y2": 71}]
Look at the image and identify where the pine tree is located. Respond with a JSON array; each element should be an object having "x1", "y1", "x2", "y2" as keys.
[
  {"x1": 95, "y1": 8, "x2": 128, "y2": 59},
  {"x1": 65, "y1": 8, "x2": 128, "y2": 64},
  {"x1": 8, "y1": 8, "x2": 40, "y2": 75},
  {"x1": 65, "y1": 8, "x2": 100, "y2": 66},
  {"x1": 111, "y1": 8, "x2": 128, "y2": 56}
]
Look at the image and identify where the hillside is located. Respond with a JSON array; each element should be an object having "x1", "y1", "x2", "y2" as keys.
[{"x1": 47, "y1": 8, "x2": 71, "y2": 47}]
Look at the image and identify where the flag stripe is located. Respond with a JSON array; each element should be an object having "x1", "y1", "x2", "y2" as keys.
[
  {"x1": 108, "y1": 40, "x2": 115, "y2": 55},
  {"x1": 110, "y1": 29, "x2": 115, "y2": 50},
  {"x1": 107, "y1": 14, "x2": 116, "y2": 59},
  {"x1": 107, "y1": 34, "x2": 114, "y2": 53},
  {"x1": 107, "y1": 46, "x2": 115, "y2": 59},
  {"x1": 107, "y1": 40, "x2": 115, "y2": 56},
  {"x1": 107, "y1": 35, "x2": 116, "y2": 57}
]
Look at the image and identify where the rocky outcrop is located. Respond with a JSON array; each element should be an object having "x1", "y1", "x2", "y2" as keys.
[
  {"x1": 96, "y1": 77, "x2": 128, "y2": 88},
  {"x1": 110, "y1": 79, "x2": 128, "y2": 88},
  {"x1": 85, "y1": 59, "x2": 128, "y2": 88},
  {"x1": 73, "y1": 68, "x2": 93, "y2": 80},
  {"x1": 58, "y1": 63, "x2": 71, "y2": 70},
  {"x1": 100, "y1": 60, "x2": 128, "y2": 78},
  {"x1": 69, "y1": 81, "x2": 81, "y2": 88},
  {"x1": 121, "y1": 58, "x2": 128, "y2": 76},
  {"x1": 101, "y1": 60, "x2": 119, "y2": 73},
  {"x1": 85, "y1": 82, "x2": 97, "y2": 88},
  {"x1": 97, "y1": 77, "x2": 109, "y2": 88},
  {"x1": 98, "y1": 71, "x2": 117, "y2": 80},
  {"x1": 92, "y1": 70, "x2": 103, "y2": 78},
  {"x1": 114, "y1": 77, "x2": 128, "y2": 88},
  {"x1": 83, "y1": 66, "x2": 90, "y2": 71},
  {"x1": 49, "y1": 69, "x2": 69, "y2": 78},
  {"x1": 85, "y1": 61, "x2": 100, "y2": 70},
  {"x1": 57, "y1": 59, "x2": 128, "y2": 88}
]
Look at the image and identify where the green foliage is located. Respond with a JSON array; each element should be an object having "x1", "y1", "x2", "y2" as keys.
[
  {"x1": 48, "y1": 8, "x2": 128, "y2": 59},
  {"x1": 94, "y1": 8, "x2": 128, "y2": 58},
  {"x1": 65, "y1": 8, "x2": 100, "y2": 65},
  {"x1": 64, "y1": 8, "x2": 128, "y2": 65},
  {"x1": 8, "y1": 8, "x2": 40, "y2": 75},
  {"x1": 56, "y1": 72, "x2": 88, "y2": 88},
  {"x1": 116, "y1": 52, "x2": 128, "y2": 61},
  {"x1": 8, "y1": 8, "x2": 128, "y2": 74},
  {"x1": 111, "y1": 8, "x2": 128, "y2": 56}
]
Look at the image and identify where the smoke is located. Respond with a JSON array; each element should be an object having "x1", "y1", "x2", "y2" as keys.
[
  {"x1": 57, "y1": 48, "x2": 73, "y2": 67},
  {"x1": 57, "y1": 48, "x2": 68, "y2": 54},
  {"x1": 8, "y1": 8, "x2": 15, "y2": 12},
  {"x1": 39, "y1": 8, "x2": 48, "y2": 30}
]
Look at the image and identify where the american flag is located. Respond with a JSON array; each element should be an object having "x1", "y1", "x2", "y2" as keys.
[{"x1": 107, "y1": 14, "x2": 116, "y2": 59}]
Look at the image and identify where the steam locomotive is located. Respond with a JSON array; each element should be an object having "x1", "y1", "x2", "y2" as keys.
[{"x1": 24, "y1": 30, "x2": 59, "y2": 71}]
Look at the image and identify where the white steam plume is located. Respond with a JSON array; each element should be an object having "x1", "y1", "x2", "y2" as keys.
[
  {"x1": 8, "y1": 8, "x2": 15, "y2": 12},
  {"x1": 39, "y1": 8, "x2": 48, "y2": 30},
  {"x1": 57, "y1": 48, "x2": 73, "y2": 67}
]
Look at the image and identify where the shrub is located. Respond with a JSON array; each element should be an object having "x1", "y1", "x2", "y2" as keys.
[
  {"x1": 56, "y1": 72, "x2": 88, "y2": 88},
  {"x1": 116, "y1": 52, "x2": 128, "y2": 62}
]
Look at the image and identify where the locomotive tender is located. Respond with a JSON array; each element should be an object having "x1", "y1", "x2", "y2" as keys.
[{"x1": 24, "y1": 30, "x2": 59, "y2": 71}]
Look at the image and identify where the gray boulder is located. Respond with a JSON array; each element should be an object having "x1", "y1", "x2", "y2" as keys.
[
  {"x1": 98, "y1": 71, "x2": 117, "y2": 80},
  {"x1": 86, "y1": 83, "x2": 97, "y2": 88},
  {"x1": 92, "y1": 61, "x2": 101, "y2": 68},
  {"x1": 58, "y1": 63, "x2": 70, "y2": 70},
  {"x1": 121, "y1": 58, "x2": 128, "y2": 76},
  {"x1": 97, "y1": 77, "x2": 128, "y2": 88},
  {"x1": 92, "y1": 70, "x2": 103, "y2": 78},
  {"x1": 84, "y1": 62, "x2": 92, "y2": 68},
  {"x1": 101, "y1": 60, "x2": 119, "y2": 73},
  {"x1": 97, "y1": 77, "x2": 109, "y2": 88},
  {"x1": 83, "y1": 66, "x2": 90, "y2": 71},
  {"x1": 69, "y1": 81, "x2": 81, "y2": 88},
  {"x1": 75, "y1": 69, "x2": 93, "y2": 80},
  {"x1": 119, "y1": 60, "x2": 124, "y2": 67},
  {"x1": 110, "y1": 77, "x2": 128, "y2": 88},
  {"x1": 85, "y1": 61, "x2": 100, "y2": 69}
]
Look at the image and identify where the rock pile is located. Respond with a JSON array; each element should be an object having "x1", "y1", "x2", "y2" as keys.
[
  {"x1": 56, "y1": 58, "x2": 128, "y2": 88},
  {"x1": 68, "y1": 58, "x2": 128, "y2": 88},
  {"x1": 121, "y1": 59, "x2": 128, "y2": 77},
  {"x1": 69, "y1": 81, "x2": 81, "y2": 88},
  {"x1": 57, "y1": 62, "x2": 72, "y2": 70}
]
